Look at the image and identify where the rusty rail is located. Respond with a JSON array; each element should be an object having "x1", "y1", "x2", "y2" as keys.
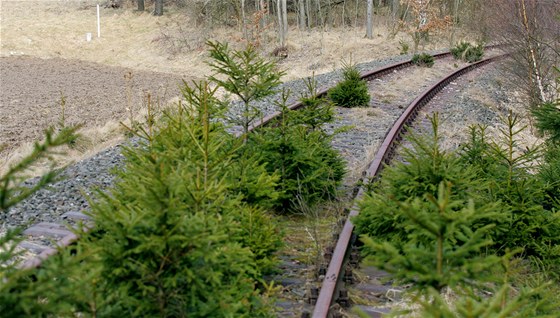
[{"x1": 312, "y1": 53, "x2": 508, "y2": 318}]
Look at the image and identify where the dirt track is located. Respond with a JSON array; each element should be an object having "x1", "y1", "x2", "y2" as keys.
[{"x1": 0, "y1": 56, "x2": 187, "y2": 162}]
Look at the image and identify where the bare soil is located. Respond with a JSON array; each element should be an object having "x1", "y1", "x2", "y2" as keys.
[{"x1": 0, "y1": 55, "x2": 185, "y2": 171}]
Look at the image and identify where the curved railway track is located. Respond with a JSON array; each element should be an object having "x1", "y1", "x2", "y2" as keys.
[
  {"x1": 311, "y1": 53, "x2": 508, "y2": 317},
  {"x1": 12, "y1": 46, "x2": 509, "y2": 315}
]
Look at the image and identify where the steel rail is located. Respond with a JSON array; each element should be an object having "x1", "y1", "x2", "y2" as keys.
[{"x1": 312, "y1": 53, "x2": 508, "y2": 318}]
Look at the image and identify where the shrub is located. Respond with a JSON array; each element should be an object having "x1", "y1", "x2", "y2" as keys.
[
  {"x1": 451, "y1": 41, "x2": 484, "y2": 63},
  {"x1": 81, "y1": 81, "x2": 280, "y2": 316},
  {"x1": 250, "y1": 91, "x2": 345, "y2": 213},
  {"x1": 411, "y1": 53, "x2": 435, "y2": 67},
  {"x1": 328, "y1": 63, "x2": 370, "y2": 108},
  {"x1": 207, "y1": 41, "x2": 284, "y2": 137}
]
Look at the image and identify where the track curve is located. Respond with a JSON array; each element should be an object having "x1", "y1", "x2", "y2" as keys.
[{"x1": 311, "y1": 53, "x2": 508, "y2": 318}]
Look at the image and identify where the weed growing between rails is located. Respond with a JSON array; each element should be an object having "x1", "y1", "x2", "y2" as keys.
[
  {"x1": 354, "y1": 113, "x2": 560, "y2": 316},
  {"x1": 328, "y1": 61, "x2": 370, "y2": 108}
]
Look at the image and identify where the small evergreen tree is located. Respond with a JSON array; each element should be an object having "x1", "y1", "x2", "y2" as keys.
[
  {"x1": 355, "y1": 115, "x2": 504, "y2": 291},
  {"x1": 411, "y1": 52, "x2": 435, "y2": 67},
  {"x1": 290, "y1": 75, "x2": 335, "y2": 132},
  {"x1": 458, "y1": 112, "x2": 560, "y2": 272},
  {"x1": 328, "y1": 62, "x2": 370, "y2": 108},
  {"x1": 249, "y1": 90, "x2": 345, "y2": 213},
  {"x1": 0, "y1": 127, "x2": 78, "y2": 211},
  {"x1": 80, "y1": 81, "x2": 280, "y2": 316},
  {"x1": 538, "y1": 143, "x2": 560, "y2": 208},
  {"x1": 532, "y1": 101, "x2": 560, "y2": 145},
  {"x1": 206, "y1": 41, "x2": 284, "y2": 138},
  {"x1": 451, "y1": 41, "x2": 484, "y2": 63},
  {"x1": 533, "y1": 68, "x2": 560, "y2": 211},
  {"x1": 355, "y1": 114, "x2": 559, "y2": 316}
]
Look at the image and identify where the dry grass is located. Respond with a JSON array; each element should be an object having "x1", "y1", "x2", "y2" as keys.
[{"x1": 0, "y1": 1, "x2": 458, "y2": 79}]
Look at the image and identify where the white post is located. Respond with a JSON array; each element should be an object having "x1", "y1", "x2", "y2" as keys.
[{"x1": 97, "y1": 4, "x2": 101, "y2": 38}]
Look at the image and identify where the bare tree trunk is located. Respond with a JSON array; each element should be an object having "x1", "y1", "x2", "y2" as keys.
[
  {"x1": 306, "y1": 0, "x2": 311, "y2": 28},
  {"x1": 299, "y1": 0, "x2": 307, "y2": 30},
  {"x1": 137, "y1": 0, "x2": 144, "y2": 11},
  {"x1": 354, "y1": 0, "x2": 359, "y2": 27},
  {"x1": 392, "y1": 0, "x2": 399, "y2": 17},
  {"x1": 367, "y1": 0, "x2": 373, "y2": 39},
  {"x1": 450, "y1": 0, "x2": 460, "y2": 45},
  {"x1": 316, "y1": 0, "x2": 323, "y2": 28},
  {"x1": 154, "y1": 0, "x2": 163, "y2": 16},
  {"x1": 241, "y1": 0, "x2": 248, "y2": 39},
  {"x1": 341, "y1": 0, "x2": 346, "y2": 27},
  {"x1": 520, "y1": 0, "x2": 546, "y2": 102},
  {"x1": 282, "y1": 0, "x2": 288, "y2": 38},
  {"x1": 277, "y1": 0, "x2": 285, "y2": 46},
  {"x1": 260, "y1": 0, "x2": 267, "y2": 28}
]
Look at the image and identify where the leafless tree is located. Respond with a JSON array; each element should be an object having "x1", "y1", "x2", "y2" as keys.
[
  {"x1": 154, "y1": 0, "x2": 163, "y2": 16},
  {"x1": 486, "y1": 0, "x2": 560, "y2": 106},
  {"x1": 367, "y1": 0, "x2": 374, "y2": 38},
  {"x1": 276, "y1": 0, "x2": 287, "y2": 46},
  {"x1": 298, "y1": 0, "x2": 307, "y2": 29}
]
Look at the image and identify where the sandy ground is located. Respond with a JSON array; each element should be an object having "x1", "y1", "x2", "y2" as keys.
[{"x1": 0, "y1": 0, "x2": 457, "y2": 174}]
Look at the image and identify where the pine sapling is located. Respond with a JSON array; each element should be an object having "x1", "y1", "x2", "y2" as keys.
[{"x1": 206, "y1": 41, "x2": 284, "y2": 139}]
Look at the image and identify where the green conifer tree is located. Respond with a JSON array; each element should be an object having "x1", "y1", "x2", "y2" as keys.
[
  {"x1": 80, "y1": 81, "x2": 279, "y2": 316},
  {"x1": 328, "y1": 62, "x2": 370, "y2": 108},
  {"x1": 458, "y1": 112, "x2": 560, "y2": 273},
  {"x1": 249, "y1": 90, "x2": 345, "y2": 213},
  {"x1": 206, "y1": 41, "x2": 284, "y2": 138}
]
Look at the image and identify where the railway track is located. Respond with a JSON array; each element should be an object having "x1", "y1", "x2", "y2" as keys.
[
  {"x1": 9, "y1": 45, "x2": 509, "y2": 315},
  {"x1": 311, "y1": 53, "x2": 508, "y2": 317}
]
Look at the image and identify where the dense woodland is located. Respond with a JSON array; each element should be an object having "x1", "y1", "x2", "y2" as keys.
[{"x1": 1, "y1": 0, "x2": 560, "y2": 316}]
